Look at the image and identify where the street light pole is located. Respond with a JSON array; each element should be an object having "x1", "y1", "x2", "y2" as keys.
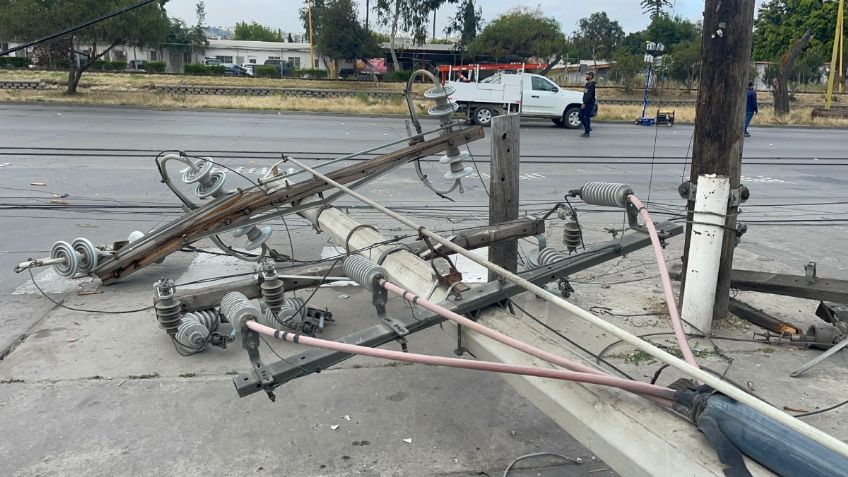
[{"x1": 635, "y1": 41, "x2": 664, "y2": 126}]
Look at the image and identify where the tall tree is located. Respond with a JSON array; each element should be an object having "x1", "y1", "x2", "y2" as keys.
[
  {"x1": 445, "y1": 0, "x2": 482, "y2": 53},
  {"x1": 317, "y1": 0, "x2": 380, "y2": 76},
  {"x1": 467, "y1": 7, "x2": 567, "y2": 64},
  {"x1": 772, "y1": 28, "x2": 813, "y2": 114},
  {"x1": 640, "y1": 0, "x2": 673, "y2": 20},
  {"x1": 0, "y1": 0, "x2": 170, "y2": 94},
  {"x1": 572, "y1": 12, "x2": 625, "y2": 60},
  {"x1": 374, "y1": 0, "x2": 434, "y2": 71},
  {"x1": 668, "y1": 38, "x2": 701, "y2": 91},
  {"x1": 753, "y1": 0, "x2": 842, "y2": 61},
  {"x1": 233, "y1": 21, "x2": 285, "y2": 42},
  {"x1": 189, "y1": 1, "x2": 207, "y2": 62}
]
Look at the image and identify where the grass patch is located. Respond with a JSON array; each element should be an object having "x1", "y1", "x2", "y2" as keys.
[
  {"x1": 225, "y1": 370, "x2": 238, "y2": 375},
  {"x1": 625, "y1": 350, "x2": 656, "y2": 365},
  {"x1": 1, "y1": 378, "x2": 24, "y2": 383},
  {"x1": 598, "y1": 103, "x2": 848, "y2": 127},
  {"x1": 759, "y1": 347, "x2": 776, "y2": 354},
  {"x1": 178, "y1": 372, "x2": 196, "y2": 378},
  {"x1": 0, "y1": 89, "x2": 412, "y2": 115}
]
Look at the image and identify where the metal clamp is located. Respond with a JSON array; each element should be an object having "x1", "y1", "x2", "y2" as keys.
[
  {"x1": 679, "y1": 181, "x2": 749, "y2": 207},
  {"x1": 372, "y1": 275, "x2": 409, "y2": 336},
  {"x1": 242, "y1": 327, "x2": 276, "y2": 402}
]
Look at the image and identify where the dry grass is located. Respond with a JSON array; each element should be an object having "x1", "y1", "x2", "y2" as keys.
[
  {"x1": 598, "y1": 103, "x2": 848, "y2": 127},
  {"x1": 0, "y1": 69, "x2": 423, "y2": 92},
  {"x1": 0, "y1": 89, "x2": 412, "y2": 114}
]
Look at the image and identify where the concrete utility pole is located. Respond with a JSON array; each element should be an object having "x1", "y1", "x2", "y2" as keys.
[
  {"x1": 488, "y1": 114, "x2": 520, "y2": 281},
  {"x1": 681, "y1": 0, "x2": 756, "y2": 324}
]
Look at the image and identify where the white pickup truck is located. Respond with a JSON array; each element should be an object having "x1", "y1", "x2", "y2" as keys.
[{"x1": 446, "y1": 72, "x2": 586, "y2": 128}]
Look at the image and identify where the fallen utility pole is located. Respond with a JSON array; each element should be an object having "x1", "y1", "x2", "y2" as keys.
[
  {"x1": 488, "y1": 114, "x2": 520, "y2": 280},
  {"x1": 91, "y1": 126, "x2": 483, "y2": 284},
  {"x1": 681, "y1": 0, "x2": 756, "y2": 324}
]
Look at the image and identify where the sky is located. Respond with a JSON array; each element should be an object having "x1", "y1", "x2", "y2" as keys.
[{"x1": 166, "y1": 1, "x2": 766, "y2": 36}]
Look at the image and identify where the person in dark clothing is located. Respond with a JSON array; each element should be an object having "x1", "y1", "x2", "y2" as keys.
[
  {"x1": 745, "y1": 82, "x2": 758, "y2": 137},
  {"x1": 580, "y1": 71, "x2": 596, "y2": 137}
]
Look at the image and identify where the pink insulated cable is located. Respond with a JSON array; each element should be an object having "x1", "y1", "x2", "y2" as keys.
[
  {"x1": 246, "y1": 320, "x2": 676, "y2": 401},
  {"x1": 628, "y1": 195, "x2": 699, "y2": 368}
]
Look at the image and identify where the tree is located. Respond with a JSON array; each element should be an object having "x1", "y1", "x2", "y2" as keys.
[
  {"x1": 668, "y1": 38, "x2": 701, "y2": 91},
  {"x1": 753, "y1": 0, "x2": 841, "y2": 61},
  {"x1": 772, "y1": 28, "x2": 813, "y2": 114},
  {"x1": 233, "y1": 21, "x2": 284, "y2": 42},
  {"x1": 287, "y1": 32, "x2": 294, "y2": 43},
  {"x1": 609, "y1": 51, "x2": 645, "y2": 93},
  {"x1": 445, "y1": 0, "x2": 482, "y2": 53},
  {"x1": 317, "y1": 0, "x2": 380, "y2": 76},
  {"x1": 0, "y1": 0, "x2": 170, "y2": 94},
  {"x1": 467, "y1": 7, "x2": 567, "y2": 64},
  {"x1": 571, "y1": 12, "x2": 625, "y2": 60},
  {"x1": 641, "y1": 0, "x2": 672, "y2": 20},
  {"x1": 374, "y1": 0, "x2": 435, "y2": 71}
]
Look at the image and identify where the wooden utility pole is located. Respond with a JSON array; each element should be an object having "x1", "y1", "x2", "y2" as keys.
[
  {"x1": 681, "y1": 0, "x2": 756, "y2": 323},
  {"x1": 488, "y1": 114, "x2": 520, "y2": 281}
]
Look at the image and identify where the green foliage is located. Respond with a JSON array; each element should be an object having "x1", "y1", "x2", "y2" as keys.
[
  {"x1": 753, "y1": 0, "x2": 842, "y2": 61},
  {"x1": 667, "y1": 39, "x2": 701, "y2": 89},
  {"x1": 467, "y1": 7, "x2": 567, "y2": 62},
  {"x1": 571, "y1": 12, "x2": 625, "y2": 60},
  {"x1": 184, "y1": 63, "x2": 205, "y2": 75},
  {"x1": 641, "y1": 0, "x2": 673, "y2": 20},
  {"x1": 445, "y1": 0, "x2": 482, "y2": 51},
  {"x1": 609, "y1": 52, "x2": 645, "y2": 92},
  {"x1": 646, "y1": 15, "x2": 699, "y2": 49},
  {"x1": 91, "y1": 60, "x2": 127, "y2": 71},
  {"x1": 233, "y1": 21, "x2": 284, "y2": 42},
  {"x1": 293, "y1": 68, "x2": 328, "y2": 78},
  {"x1": 254, "y1": 65, "x2": 280, "y2": 77},
  {"x1": 0, "y1": 56, "x2": 30, "y2": 68},
  {"x1": 146, "y1": 61, "x2": 166, "y2": 73},
  {"x1": 207, "y1": 64, "x2": 225, "y2": 76},
  {"x1": 317, "y1": 0, "x2": 381, "y2": 63},
  {"x1": 385, "y1": 70, "x2": 412, "y2": 82},
  {"x1": 371, "y1": 31, "x2": 391, "y2": 43},
  {"x1": 375, "y1": 0, "x2": 437, "y2": 46},
  {"x1": 0, "y1": 0, "x2": 170, "y2": 93}
]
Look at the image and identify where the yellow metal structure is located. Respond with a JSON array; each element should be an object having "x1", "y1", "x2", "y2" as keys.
[
  {"x1": 308, "y1": 0, "x2": 315, "y2": 70},
  {"x1": 825, "y1": 0, "x2": 845, "y2": 109}
]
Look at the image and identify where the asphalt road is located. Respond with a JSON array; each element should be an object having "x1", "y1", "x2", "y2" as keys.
[{"x1": 1, "y1": 104, "x2": 847, "y2": 476}]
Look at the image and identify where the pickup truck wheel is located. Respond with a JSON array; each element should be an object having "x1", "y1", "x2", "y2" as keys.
[
  {"x1": 552, "y1": 117, "x2": 565, "y2": 128},
  {"x1": 564, "y1": 107, "x2": 582, "y2": 129},
  {"x1": 473, "y1": 106, "x2": 496, "y2": 127}
]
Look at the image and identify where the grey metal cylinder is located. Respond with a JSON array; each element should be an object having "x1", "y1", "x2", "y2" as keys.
[
  {"x1": 220, "y1": 292, "x2": 261, "y2": 329},
  {"x1": 343, "y1": 255, "x2": 388, "y2": 291}
]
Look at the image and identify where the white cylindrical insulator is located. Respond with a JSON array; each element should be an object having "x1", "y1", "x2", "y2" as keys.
[
  {"x1": 128, "y1": 231, "x2": 145, "y2": 243},
  {"x1": 71, "y1": 237, "x2": 100, "y2": 274},
  {"x1": 537, "y1": 247, "x2": 568, "y2": 267},
  {"x1": 423, "y1": 85, "x2": 455, "y2": 99},
  {"x1": 181, "y1": 158, "x2": 213, "y2": 184},
  {"x1": 175, "y1": 313, "x2": 210, "y2": 354},
  {"x1": 260, "y1": 297, "x2": 306, "y2": 328},
  {"x1": 220, "y1": 292, "x2": 261, "y2": 329},
  {"x1": 680, "y1": 174, "x2": 730, "y2": 335},
  {"x1": 50, "y1": 240, "x2": 79, "y2": 278},
  {"x1": 195, "y1": 171, "x2": 227, "y2": 199},
  {"x1": 233, "y1": 225, "x2": 272, "y2": 251},
  {"x1": 154, "y1": 279, "x2": 181, "y2": 336},
  {"x1": 439, "y1": 151, "x2": 469, "y2": 165},
  {"x1": 579, "y1": 182, "x2": 634, "y2": 208}
]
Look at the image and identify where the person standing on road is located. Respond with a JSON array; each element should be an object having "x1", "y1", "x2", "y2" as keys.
[
  {"x1": 745, "y1": 82, "x2": 758, "y2": 137},
  {"x1": 580, "y1": 71, "x2": 596, "y2": 138}
]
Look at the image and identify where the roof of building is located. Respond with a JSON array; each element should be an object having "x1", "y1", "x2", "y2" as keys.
[{"x1": 206, "y1": 39, "x2": 312, "y2": 52}]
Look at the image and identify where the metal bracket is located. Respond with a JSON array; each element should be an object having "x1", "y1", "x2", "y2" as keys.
[
  {"x1": 242, "y1": 328, "x2": 276, "y2": 401},
  {"x1": 678, "y1": 181, "x2": 749, "y2": 207},
  {"x1": 373, "y1": 276, "x2": 409, "y2": 336},
  {"x1": 805, "y1": 261, "x2": 817, "y2": 284}
]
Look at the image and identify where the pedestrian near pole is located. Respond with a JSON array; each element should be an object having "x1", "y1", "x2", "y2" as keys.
[
  {"x1": 680, "y1": 0, "x2": 756, "y2": 322},
  {"x1": 681, "y1": 175, "x2": 730, "y2": 334},
  {"x1": 488, "y1": 114, "x2": 520, "y2": 281}
]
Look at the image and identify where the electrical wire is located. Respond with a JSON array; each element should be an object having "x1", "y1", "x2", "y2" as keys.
[
  {"x1": 26, "y1": 268, "x2": 153, "y2": 314},
  {"x1": 502, "y1": 452, "x2": 582, "y2": 476},
  {"x1": 791, "y1": 399, "x2": 848, "y2": 418}
]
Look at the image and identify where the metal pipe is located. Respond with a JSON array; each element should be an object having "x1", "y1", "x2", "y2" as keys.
[
  {"x1": 283, "y1": 155, "x2": 848, "y2": 458},
  {"x1": 246, "y1": 320, "x2": 674, "y2": 401}
]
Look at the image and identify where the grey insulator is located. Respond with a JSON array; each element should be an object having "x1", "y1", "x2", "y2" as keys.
[
  {"x1": 578, "y1": 182, "x2": 634, "y2": 208},
  {"x1": 343, "y1": 255, "x2": 388, "y2": 291},
  {"x1": 175, "y1": 312, "x2": 210, "y2": 354},
  {"x1": 233, "y1": 225, "x2": 272, "y2": 251},
  {"x1": 220, "y1": 292, "x2": 261, "y2": 329},
  {"x1": 192, "y1": 308, "x2": 220, "y2": 332},
  {"x1": 259, "y1": 297, "x2": 306, "y2": 328},
  {"x1": 154, "y1": 279, "x2": 182, "y2": 336},
  {"x1": 562, "y1": 219, "x2": 582, "y2": 254},
  {"x1": 527, "y1": 247, "x2": 567, "y2": 270},
  {"x1": 50, "y1": 240, "x2": 79, "y2": 278},
  {"x1": 259, "y1": 262, "x2": 285, "y2": 314},
  {"x1": 71, "y1": 237, "x2": 100, "y2": 275}
]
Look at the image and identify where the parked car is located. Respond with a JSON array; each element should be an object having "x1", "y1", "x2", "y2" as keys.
[
  {"x1": 241, "y1": 63, "x2": 257, "y2": 75},
  {"x1": 204, "y1": 57, "x2": 222, "y2": 66},
  {"x1": 223, "y1": 63, "x2": 251, "y2": 77},
  {"x1": 263, "y1": 59, "x2": 293, "y2": 76},
  {"x1": 128, "y1": 60, "x2": 146, "y2": 70},
  {"x1": 447, "y1": 72, "x2": 587, "y2": 128}
]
